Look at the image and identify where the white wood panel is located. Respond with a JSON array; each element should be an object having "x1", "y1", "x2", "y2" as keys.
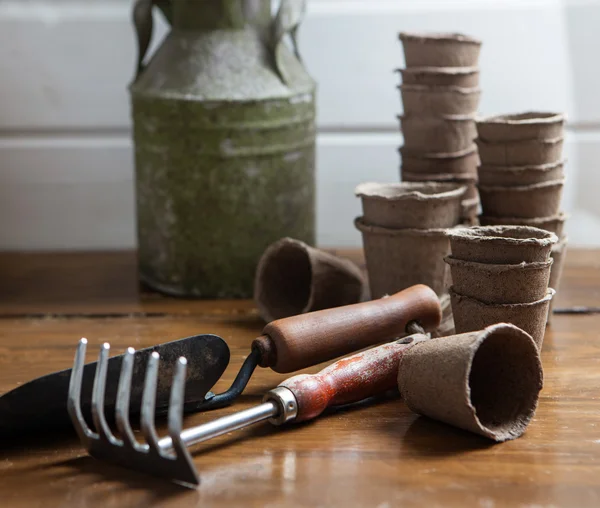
[
  {"x1": 2, "y1": 132, "x2": 596, "y2": 250},
  {"x1": 0, "y1": 139, "x2": 136, "y2": 250},
  {"x1": 0, "y1": 0, "x2": 571, "y2": 131},
  {"x1": 317, "y1": 133, "x2": 400, "y2": 247},
  {"x1": 564, "y1": 0, "x2": 600, "y2": 126},
  {"x1": 0, "y1": 133, "x2": 401, "y2": 250}
]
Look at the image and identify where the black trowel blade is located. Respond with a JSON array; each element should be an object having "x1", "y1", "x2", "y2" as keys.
[{"x1": 0, "y1": 334, "x2": 230, "y2": 437}]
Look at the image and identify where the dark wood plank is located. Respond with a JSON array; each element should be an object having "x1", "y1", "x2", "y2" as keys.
[{"x1": 0, "y1": 250, "x2": 599, "y2": 507}]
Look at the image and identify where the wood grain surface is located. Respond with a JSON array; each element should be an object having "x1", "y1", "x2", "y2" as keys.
[{"x1": 0, "y1": 249, "x2": 599, "y2": 507}]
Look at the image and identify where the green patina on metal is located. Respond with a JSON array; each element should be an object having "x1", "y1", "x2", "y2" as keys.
[{"x1": 130, "y1": 0, "x2": 316, "y2": 298}]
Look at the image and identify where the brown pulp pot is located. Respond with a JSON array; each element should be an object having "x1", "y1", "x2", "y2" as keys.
[
  {"x1": 450, "y1": 287, "x2": 555, "y2": 350},
  {"x1": 400, "y1": 144, "x2": 480, "y2": 176},
  {"x1": 399, "y1": 32, "x2": 482, "y2": 67},
  {"x1": 446, "y1": 225, "x2": 558, "y2": 264},
  {"x1": 478, "y1": 179, "x2": 564, "y2": 219},
  {"x1": 445, "y1": 256, "x2": 553, "y2": 304},
  {"x1": 477, "y1": 112, "x2": 564, "y2": 142},
  {"x1": 547, "y1": 235, "x2": 568, "y2": 325},
  {"x1": 398, "y1": 66, "x2": 480, "y2": 87},
  {"x1": 355, "y1": 181, "x2": 467, "y2": 229},
  {"x1": 355, "y1": 217, "x2": 451, "y2": 297},
  {"x1": 400, "y1": 84, "x2": 481, "y2": 116},
  {"x1": 477, "y1": 160, "x2": 564, "y2": 187},
  {"x1": 400, "y1": 115, "x2": 476, "y2": 153},
  {"x1": 479, "y1": 212, "x2": 567, "y2": 238},
  {"x1": 398, "y1": 323, "x2": 543, "y2": 441},
  {"x1": 477, "y1": 137, "x2": 564, "y2": 166},
  {"x1": 254, "y1": 238, "x2": 366, "y2": 322}
]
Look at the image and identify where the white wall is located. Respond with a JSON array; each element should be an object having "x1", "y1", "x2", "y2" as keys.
[{"x1": 0, "y1": 0, "x2": 598, "y2": 249}]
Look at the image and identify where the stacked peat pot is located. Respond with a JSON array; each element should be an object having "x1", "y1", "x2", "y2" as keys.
[
  {"x1": 354, "y1": 182, "x2": 467, "y2": 305},
  {"x1": 476, "y1": 112, "x2": 568, "y2": 323},
  {"x1": 446, "y1": 225, "x2": 558, "y2": 350},
  {"x1": 397, "y1": 32, "x2": 482, "y2": 226}
]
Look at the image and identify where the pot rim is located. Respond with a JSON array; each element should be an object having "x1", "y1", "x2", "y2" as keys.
[
  {"x1": 478, "y1": 159, "x2": 566, "y2": 173},
  {"x1": 400, "y1": 143, "x2": 478, "y2": 159},
  {"x1": 355, "y1": 181, "x2": 467, "y2": 202},
  {"x1": 479, "y1": 211, "x2": 568, "y2": 224},
  {"x1": 476, "y1": 136, "x2": 564, "y2": 148},
  {"x1": 477, "y1": 111, "x2": 564, "y2": 126},
  {"x1": 444, "y1": 255, "x2": 553, "y2": 271},
  {"x1": 399, "y1": 113, "x2": 476, "y2": 122},
  {"x1": 399, "y1": 32, "x2": 482, "y2": 45},
  {"x1": 354, "y1": 216, "x2": 452, "y2": 236},
  {"x1": 398, "y1": 84, "x2": 481, "y2": 94},
  {"x1": 396, "y1": 66, "x2": 479, "y2": 75},
  {"x1": 478, "y1": 178, "x2": 565, "y2": 193},
  {"x1": 450, "y1": 286, "x2": 555, "y2": 307},
  {"x1": 446, "y1": 225, "x2": 559, "y2": 246}
]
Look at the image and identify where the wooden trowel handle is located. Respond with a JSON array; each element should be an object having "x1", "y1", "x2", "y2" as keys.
[
  {"x1": 252, "y1": 284, "x2": 441, "y2": 373},
  {"x1": 278, "y1": 335, "x2": 429, "y2": 422}
]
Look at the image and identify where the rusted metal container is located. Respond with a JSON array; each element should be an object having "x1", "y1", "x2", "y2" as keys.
[{"x1": 131, "y1": 0, "x2": 316, "y2": 297}]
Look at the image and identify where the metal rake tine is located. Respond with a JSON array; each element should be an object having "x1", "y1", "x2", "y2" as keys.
[
  {"x1": 115, "y1": 347, "x2": 147, "y2": 451},
  {"x1": 67, "y1": 338, "x2": 97, "y2": 442},
  {"x1": 140, "y1": 351, "x2": 163, "y2": 454},
  {"x1": 91, "y1": 343, "x2": 121, "y2": 446},
  {"x1": 168, "y1": 358, "x2": 193, "y2": 457}
]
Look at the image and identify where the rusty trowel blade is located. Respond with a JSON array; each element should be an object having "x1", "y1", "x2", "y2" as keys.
[{"x1": 0, "y1": 334, "x2": 230, "y2": 436}]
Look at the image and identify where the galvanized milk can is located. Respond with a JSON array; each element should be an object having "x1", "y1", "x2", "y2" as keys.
[{"x1": 131, "y1": 0, "x2": 316, "y2": 297}]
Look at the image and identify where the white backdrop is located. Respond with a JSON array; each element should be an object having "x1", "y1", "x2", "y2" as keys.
[{"x1": 0, "y1": 0, "x2": 598, "y2": 249}]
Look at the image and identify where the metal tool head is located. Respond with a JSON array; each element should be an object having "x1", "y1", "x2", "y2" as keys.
[
  {"x1": 68, "y1": 339, "x2": 200, "y2": 487},
  {"x1": 0, "y1": 333, "x2": 229, "y2": 436}
]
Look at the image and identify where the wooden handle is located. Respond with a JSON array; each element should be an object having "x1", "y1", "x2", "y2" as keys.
[
  {"x1": 252, "y1": 284, "x2": 441, "y2": 373},
  {"x1": 279, "y1": 335, "x2": 429, "y2": 422}
]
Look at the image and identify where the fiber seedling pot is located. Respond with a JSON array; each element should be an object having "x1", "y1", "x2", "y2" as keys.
[
  {"x1": 254, "y1": 238, "x2": 366, "y2": 322},
  {"x1": 401, "y1": 115, "x2": 476, "y2": 153},
  {"x1": 445, "y1": 256, "x2": 553, "y2": 304},
  {"x1": 398, "y1": 323, "x2": 543, "y2": 441},
  {"x1": 355, "y1": 217, "x2": 451, "y2": 297},
  {"x1": 402, "y1": 171, "x2": 478, "y2": 200},
  {"x1": 477, "y1": 112, "x2": 565, "y2": 142},
  {"x1": 477, "y1": 137, "x2": 564, "y2": 166},
  {"x1": 446, "y1": 225, "x2": 558, "y2": 264},
  {"x1": 400, "y1": 144, "x2": 480, "y2": 176},
  {"x1": 450, "y1": 287, "x2": 554, "y2": 350},
  {"x1": 461, "y1": 197, "x2": 480, "y2": 226},
  {"x1": 400, "y1": 85, "x2": 481, "y2": 116},
  {"x1": 399, "y1": 32, "x2": 482, "y2": 67},
  {"x1": 548, "y1": 235, "x2": 568, "y2": 324},
  {"x1": 478, "y1": 160, "x2": 564, "y2": 187},
  {"x1": 480, "y1": 212, "x2": 567, "y2": 238},
  {"x1": 355, "y1": 182, "x2": 467, "y2": 229},
  {"x1": 398, "y1": 66, "x2": 480, "y2": 87},
  {"x1": 479, "y1": 179, "x2": 564, "y2": 219}
]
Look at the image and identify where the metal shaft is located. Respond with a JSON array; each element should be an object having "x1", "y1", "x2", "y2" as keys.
[{"x1": 158, "y1": 401, "x2": 279, "y2": 451}]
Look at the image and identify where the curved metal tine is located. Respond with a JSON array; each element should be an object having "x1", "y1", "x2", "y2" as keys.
[
  {"x1": 91, "y1": 343, "x2": 121, "y2": 446},
  {"x1": 67, "y1": 338, "x2": 98, "y2": 443},
  {"x1": 167, "y1": 357, "x2": 200, "y2": 486},
  {"x1": 168, "y1": 359, "x2": 192, "y2": 456},
  {"x1": 140, "y1": 352, "x2": 164, "y2": 455},
  {"x1": 115, "y1": 347, "x2": 147, "y2": 452}
]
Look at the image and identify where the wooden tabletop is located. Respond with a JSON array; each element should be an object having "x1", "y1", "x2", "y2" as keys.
[{"x1": 1, "y1": 249, "x2": 599, "y2": 507}]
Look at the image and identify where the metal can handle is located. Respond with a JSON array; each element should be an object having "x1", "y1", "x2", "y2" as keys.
[
  {"x1": 270, "y1": 0, "x2": 307, "y2": 84},
  {"x1": 132, "y1": 0, "x2": 172, "y2": 80}
]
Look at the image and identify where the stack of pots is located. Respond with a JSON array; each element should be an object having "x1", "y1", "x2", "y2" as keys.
[
  {"x1": 476, "y1": 112, "x2": 568, "y2": 322},
  {"x1": 354, "y1": 182, "x2": 467, "y2": 299},
  {"x1": 398, "y1": 32, "x2": 482, "y2": 226},
  {"x1": 446, "y1": 225, "x2": 558, "y2": 350}
]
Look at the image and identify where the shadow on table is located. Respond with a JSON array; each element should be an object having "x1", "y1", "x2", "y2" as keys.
[{"x1": 395, "y1": 415, "x2": 495, "y2": 457}]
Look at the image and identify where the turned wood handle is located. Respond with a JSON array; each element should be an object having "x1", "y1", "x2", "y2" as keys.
[
  {"x1": 279, "y1": 335, "x2": 429, "y2": 422},
  {"x1": 252, "y1": 284, "x2": 441, "y2": 373}
]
